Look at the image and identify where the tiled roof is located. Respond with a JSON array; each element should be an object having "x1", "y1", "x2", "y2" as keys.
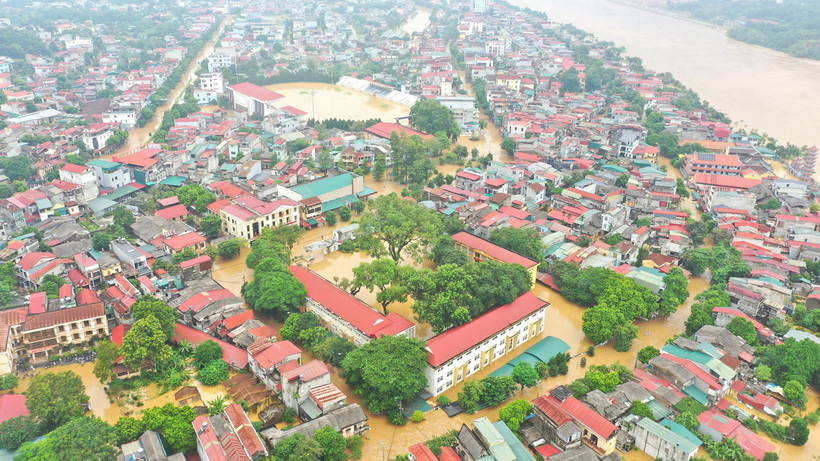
[
  {"x1": 0, "y1": 394, "x2": 29, "y2": 423},
  {"x1": 155, "y1": 204, "x2": 189, "y2": 220},
  {"x1": 18, "y1": 252, "x2": 57, "y2": 271},
  {"x1": 177, "y1": 289, "x2": 235, "y2": 313},
  {"x1": 164, "y1": 232, "x2": 206, "y2": 250},
  {"x1": 282, "y1": 360, "x2": 329, "y2": 382},
  {"x1": 253, "y1": 340, "x2": 301, "y2": 370},
  {"x1": 60, "y1": 163, "x2": 90, "y2": 174},
  {"x1": 365, "y1": 121, "x2": 434, "y2": 140},
  {"x1": 23, "y1": 302, "x2": 105, "y2": 331},
  {"x1": 427, "y1": 291, "x2": 546, "y2": 367},
  {"x1": 553, "y1": 395, "x2": 617, "y2": 439}
]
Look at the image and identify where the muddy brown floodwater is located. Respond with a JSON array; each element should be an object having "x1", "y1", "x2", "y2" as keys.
[{"x1": 211, "y1": 204, "x2": 713, "y2": 460}]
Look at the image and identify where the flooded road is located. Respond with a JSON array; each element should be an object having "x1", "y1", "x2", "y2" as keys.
[
  {"x1": 401, "y1": 6, "x2": 432, "y2": 36},
  {"x1": 108, "y1": 15, "x2": 232, "y2": 158}
]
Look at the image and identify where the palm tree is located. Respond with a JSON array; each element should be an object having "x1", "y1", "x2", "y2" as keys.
[
  {"x1": 207, "y1": 394, "x2": 229, "y2": 416},
  {"x1": 178, "y1": 340, "x2": 193, "y2": 358}
]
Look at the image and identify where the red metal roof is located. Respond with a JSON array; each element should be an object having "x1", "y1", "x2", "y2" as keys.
[
  {"x1": 252, "y1": 340, "x2": 301, "y2": 370},
  {"x1": 76, "y1": 288, "x2": 101, "y2": 305},
  {"x1": 172, "y1": 323, "x2": 248, "y2": 368},
  {"x1": 365, "y1": 121, "x2": 434, "y2": 140},
  {"x1": 177, "y1": 288, "x2": 235, "y2": 313},
  {"x1": 408, "y1": 443, "x2": 438, "y2": 461},
  {"x1": 282, "y1": 360, "x2": 329, "y2": 382},
  {"x1": 18, "y1": 252, "x2": 57, "y2": 271},
  {"x1": 451, "y1": 231, "x2": 539, "y2": 268},
  {"x1": 533, "y1": 395, "x2": 574, "y2": 426},
  {"x1": 228, "y1": 82, "x2": 284, "y2": 102},
  {"x1": 552, "y1": 394, "x2": 617, "y2": 439},
  {"x1": 23, "y1": 302, "x2": 105, "y2": 331},
  {"x1": 290, "y1": 266, "x2": 414, "y2": 338},
  {"x1": 223, "y1": 310, "x2": 254, "y2": 330},
  {"x1": 155, "y1": 204, "x2": 189, "y2": 220},
  {"x1": 427, "y1": 292, "x2": 546, "y2": 367},
  {"x1": 0, "y1": 394, "x2": 29, "y2": 423},
  {"x1": 179, "y1": 254, "x2": 212, "y2": 269},
  {"x1": 60, "y1": 163, "x2": 90, "y2": 174},
  {"x1": 164, "y1": 232, "x2": 206, "y2": 251},
  {"x1": 28, "y1": 292, "x2": 47, "y2": 315}
]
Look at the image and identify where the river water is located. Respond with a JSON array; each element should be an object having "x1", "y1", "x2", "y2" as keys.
[{"x1": 510, "y1": 0, "x2": 820, "y2": 148}]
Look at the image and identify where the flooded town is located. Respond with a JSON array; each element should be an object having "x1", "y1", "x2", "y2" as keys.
[{"x1": 0, "y1": 0, "x2": 819, "y2": 461}]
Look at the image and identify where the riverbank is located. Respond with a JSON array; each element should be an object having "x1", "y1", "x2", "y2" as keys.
[{"x1": 512, "y1": 0, "x2": 820, "y2": 147}]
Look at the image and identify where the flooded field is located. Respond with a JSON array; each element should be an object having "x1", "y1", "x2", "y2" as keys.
[{"x1": 264, "y1": 82, "x2": 411, "y2": 122}]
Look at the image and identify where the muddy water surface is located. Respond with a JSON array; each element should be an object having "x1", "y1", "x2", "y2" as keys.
[{"x1": 263, "y1": 82, "x2": 411, "y2": 122}]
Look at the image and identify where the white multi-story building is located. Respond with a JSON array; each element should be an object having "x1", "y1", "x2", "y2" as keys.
[
  {"x1": 424, "y1": 291, "x2": 547, "y2": 396},
  {"x1": 87, "y1": 159, "x2": 132, "y2": 189},
  {"x1": 472, "y1": 0, "x2": 486, "y2": 13},
  {"x1": 102, "y1": 110, "x2": 137, "y2": 127},
  {"x1": 58, "y1": 163, "x2": 98, "y2": 202},
  {"x1": 218, "y1": 195, "x2": 302, "y2": 240},
  {"x1": 200, "y1": 72, "x2": 226, "y2": 94},
  {"x1": 207, "y1": 53, "x2": 234, "y2": 72}
]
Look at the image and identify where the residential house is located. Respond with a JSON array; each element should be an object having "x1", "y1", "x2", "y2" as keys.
[
  {"x1": 280, "y1": 360, "x2": 331, "y2": 413},
  {"x1": 111, "y1": 240, "x2": 151, "y2": 276},
  {"x1": 193, "y1": 403, "x2": 268, "y2": 461},
  {"x1": 227, "y1": 82, "x2": 284, "y2": 117},
  {"x1": 260, "y1": 403, "x2": 369, "y2": 447},
  {"x1": 247, "y1": 339, "x2": 302, "y2": 390},
  {"x1": 59, "y1": 163, "x2": 98, "y2": 202},
  {"x1": 630, "y1": 418, "x2": 700, "y2": 461},
  {"x1": 87, "y1": 159, "x2": 132, "y2": 190},
  {"x1": 218, "y1": 195, "x2": 301, "y2": 240},
  {"x1": 532, "y1": 386, "x2": 618, "y2": 455}
]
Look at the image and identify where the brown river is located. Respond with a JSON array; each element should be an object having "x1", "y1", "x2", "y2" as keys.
[{"x1": 511, "y1": 0, "x2": 820, "y2": 148}]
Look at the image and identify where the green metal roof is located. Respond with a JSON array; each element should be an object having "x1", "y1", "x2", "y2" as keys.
[
  {"x1": 105, "y1": 185, "x2": 139, "y2": 202},
  {"x1": 682, "y1": 385, "x2": 708, "y2": 405},
  {"x1": 160, "y1": 176, "x2": 187, "y2": 187},
  {"x1": 472, "y1": 418, "x2": 514, "y2": 461},
  {"x1": 661, "y1": 345, "x2": 713, "y2": 365},
  {"x1": 321, "y1": 194, "x2": 360, "y2": 213},
  {"x1": 637, "y1": 418, "x2": 699, "y2": 454},
  {"x1": 706, "y1": 358, "x2": 737, "y2": 381},
  {"x1": 88, "y1": 197, "x2": 118, "y2": 214},
  {"x1": 87, "y1": 158, "x2": 121, "y2": 172},
  {"x1": 648, "y1": 399, "x2": 672, "y2": 420},
  {"x1": 493, "y1": 421, "x2": 536, "y2": 461},
  {"x1": 291, "y1": 173, "x2": 356, "y2": 199},
  {"x1": 489, "y1": 336, "x2": 570, "y2": 378},
  {"x1": 659, "y1": 418, "x2": 702, "y2": 449}
]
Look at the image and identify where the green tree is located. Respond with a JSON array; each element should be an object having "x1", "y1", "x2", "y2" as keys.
[
  {"x1": 218, "y1": 238, "x2": 242, "y2": 259},
  {"x1": 500, "y1": 137, "x2": 516, "y2": 156},
  {"x1": 489, "y1": 227, "x2": 545, "y2": 264},
  {"x1": 582, "y1": 305, "x2": 624, "y2": 344},
  {"x1": 558, "y1": 68, "x2": 582, "y2": 93},
  {"x1": 342, "y1": 258, "x2": 410, "y2": 312},
  {"x1": 113, "y1": 416, "x2": 145, "y2": 445},
  {"x1": 92, "y1": 232, "x2": 111, "y2": 251},
  {"x1": 121, "y1": 316, "x2": 173, "y2": 370},
  {"x1": 372, "y1": 156, "x2": 386, "y2": 181},
  {"x1": 755, "y1": 364, "x2": 772, "y2": 382},
  {"x1": 0, "y1": 416, "x2": 41, "y2": 451},
  {"x1": 141, "y1": 403, "x2": 197, "y2": 453},
  {"x1": 431, "y1": 236, "x2": 470, "y2": 266},
  {"x1": 637, "y1": 345, "x2": 660, "y2": 364},
  {"x1": 615, "y1": 174, "x2": 630, "y2": 187},
  {"x1": 132, "y1": 295, "x2": 177, "y2": 340},
  {"x1": 480, "y1": 376, "x2": 517, "y2": 407},
  {"x1": 325, "y1": 211, "x2": 337, "y2": 226},
  {"x1": 0, "y1": 373, "x2": 18, "y2": 390},
  {"x1": 355, "y1": 193, "x2": 446, "y2": 262},
  {"x1": 511, "y1": 361, "x2": 539, "y2": 390},
  {"x1": 630, "y1": 400, "x2": 654, "y2": 419},
  {"x1": 314, "y1": 425, "x2": 347, "y2": 461},
  {"x1": 568, "y1": 380, "x2": 590, "y2": 398},
  {"x1": 25, "y1": 371, "x2": 89, "y2": 430},
  {"x1": 243, "y1": 258, "x2": 307, "y2": 319},
  {"x1": 197, "y1": 359, "x2": 230, "y2": 385},
  {"x1": 341, "y1": 336, "x2": 428, "y2": 414},
  {"x1": 194, "y1": 340, "x2": 224, "y2": 368},
  {"x1": 685, "y1": 306, "x2": 715, "y2": 336},
  {"x1": 498, "y1": 399, "x2": 532, "y2": 432},
  {"x1": 787, "y1": 417, "x2": 809, "y2": 446},
  {"x1": 15, "y1": 416, "x2": 117, "y2": 461},
  {"x1": 172, "y1": 247, "x2": 198, "y2": 264},
  {"x1": 613, "y1": 324, "x2": 639, "y2": 352},
  {"x1": 93, "y1": 340, "x2": 120, "y2": 382},
  {"x1": 585, "y1": 366, "x2": 621, "y2": 392},
  {"x1": 756, "y1": 339, "x2": 820, "y2": 388},
  {"x1": 206, "y1": 394, "x2": 228, "y2": 415},
  {"x1": 409, "y1": 99, "x2": 460, "y2": 140},
  {"x1": 726, "y1": 317, "x2": 759, "y2": 346},
  {"x1": 676, "y1": 411, "x2": 699, "y2": 432},
  {"x1": 783, "y1": 380, "x2": 808, "y2": 408},
  {"x1": 317, "y1": 150, "x2": 334, "y2": 172},
  {"x1": 1, "y1": 156, "x2": 35, "y2": 180},
  {"x1": 313, "y1": 336, "x2": 356, "y2": 368},
  {"x1": 245, "y1": 228, "x2": 292, "y2": 269},
  {"x1": 200, "y1": 214, "x2": 222, "y2": 238},
  {"x1": 659, "y1": 267, "x2": 689, "y2": 316},
  {"x1": 111, "y1": 206, "x2": 136, "y2": 229},
  {"x1": 411, "y1": 410, "x2": 425, "y2": 422},
  {"x1": 338, "y1": 206, "x2": 352, "y2": 221}
]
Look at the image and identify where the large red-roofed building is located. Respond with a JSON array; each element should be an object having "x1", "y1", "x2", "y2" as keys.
[
  {"x1": 290, "y1": 266, "x2": 416, "y2": 346},
  {"x1": 227, "y1": 82, "x2": 284, "y2": 117},
  {"x1": 424, "y1": 291, "x2": 547, "y2": 396},
  {"x1": 364, "y1": 121, "x2": 434, "y2": 140},
  {"x1": 451, "y1": 231, "x2": 539, "y2": 283}
]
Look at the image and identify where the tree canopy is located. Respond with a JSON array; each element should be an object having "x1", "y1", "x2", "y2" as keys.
[
  {"x1": 341, "y1": 335, "x2": 428, "y2": 414},
  {"x1": 355, "y1": 193, "x2": 448, "y2": 262},
  {"x1": 489, "y1": 227, "x2": 546, "y2": 264},
  {"x1": 242, "y1": 258, "x2": 306, "y2": 319},
  {"x1": 409, "y1": 98, "x2": 460, "y2": 140},
  {"x1": 121, "y1": 316, "x2": 173, "y2": 370},
  {"x1": 25, "y1": 371, "x2": 89, "y2": 430},
  {"x1": 131, "y1": 295, "x2": 177, "y2": 340},
  {"x1": 15, "y1": 416, "x2": 118, "y2": 461}
]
